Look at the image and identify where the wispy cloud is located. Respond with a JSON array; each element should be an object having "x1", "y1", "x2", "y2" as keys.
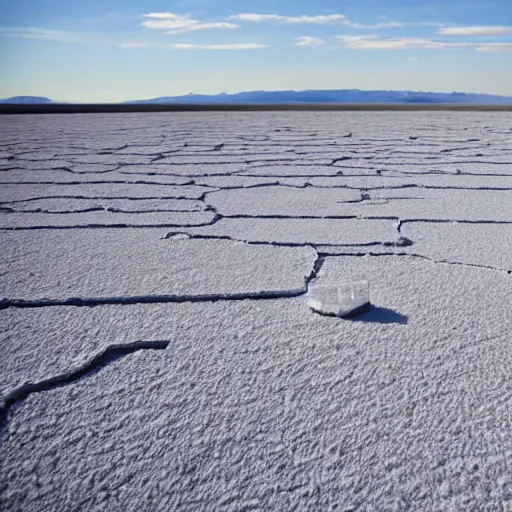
[
  {"x1": 230, "y1": 13, "x2": 442, "y2": 29},
  {"x1": 0, "y1": 26, "x2": 265, "y2": 51},
  {"x1": 294, "y1": 36, "x2": 325, "y2": 47},
  {"x1": 118, "y1": 41, "x2": 269, "y2": 51},
  {"x1": 0, "y1": 27, "x2": 95, "y2": 44},
  {"x1": 475, "y1": 42, "x2": 512, "y2": 52},
  {"x1": 338, "y1": 35, "x2": 512, "y2": 53},
  {"x1": 3, "y1": 18, "x2": 511, "y2": 57},
  {"x1": 437, "y1": 26, "x2": 512, "y2": 36},
  {"x1": 338, "y1": 35, "x2": 454, "y2": 50},
  {"x1": 348, "y1": 21, "x2": 405, "y2": 29},
  {"x1": 142, "y1": 12, "x2": 238, "y2": 34},
  {"x1": 143, "y1": 12, "x2": 180, "y2": 19},
  {"x1": 231, "y1": 14, "x2": 348, "y2": 25},
  {"x1": 0, "y1": 27, "x2": 162, "y2": 49},
  {"x1": 171, "y1": 43, "x2": 267, "y2": 50},
  {"x1": 118, "y1": 41, "x2": 152, "y2": 48}
]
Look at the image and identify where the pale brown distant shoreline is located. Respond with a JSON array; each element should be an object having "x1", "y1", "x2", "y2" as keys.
[{"x1": 1, "y1": 103, "x2": 512, "y2": 114}]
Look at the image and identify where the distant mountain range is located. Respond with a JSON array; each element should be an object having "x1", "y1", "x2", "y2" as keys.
[
  {"x1": 2, "y1": 90, "x2": 512, "y2": 105},
  {"x1": 0, "y1": 96, "x2": 54, "y2": 104},
  {"x1": 125, "y1": 90, "x2": 512, "y2": 105}
]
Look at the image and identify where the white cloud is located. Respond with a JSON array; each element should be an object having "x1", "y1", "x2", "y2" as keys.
[
  {"x1": 143, "y1": 13, "x2": 180, "y2": 19},
  {"x1": 142, "y1": 12, "x2": 238, "y2": 34},
  {"x1": 230, "y1": 14, "x2": 441, "y2": 29},
  {"x1": 171, "y1": 43, "x2": 268, "y2": 50},
  {"x1": 117, "y1": 41, "x2": 268, "y2": 50},
  {"x1": 475, "y1": 43, "x2": 512, "y2": 53},
  {"x1": 118, "y1": 41, "x2": 151, "y2": 48},
  {"x1": 338, "y1": 35, "x2": 458, "y2": 50},
  {"x1": 337, "y1": 35, "x2": 512, "y2": 53},
  {"x1": 0, "y1": 26, "x2": 265, "y2": 51},
  {"x1": 165, "y1": 22, "x2": 238, "y2": 34},
  {"x1": 438, "y1": 26, "x2": 512, "y2": 36},
  {"x1": 231, "y1": 14, "x2": 347, "y2": 25},
  {"x1": 0, "y1": 27, "x2": 93, "y2": 44},
  {"x1": 294, "y1": 36, "x2": 325, "y2": 47},
  {"x1": 348, "y1": 21, "x2": 405, "y2": 29},
  {"x1": 1, "y1": 27, "x2": 156, "y2": 48}
]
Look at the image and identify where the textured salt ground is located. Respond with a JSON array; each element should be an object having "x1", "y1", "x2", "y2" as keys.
[
  {"x1": 405, "y1": 222, "x2": 512, "y2": 271},
  {"x1": 0, "y1": 211, "x2": 217, "y2": 229},
  {"x1": 118, "y1": 163, "x2": 248, "y2": 177},
  {"x1": 195, "y1": 176, "x2": 309, "y2": 189},
  {"x1": 155, "y1": 154, "x2": 333, "y2": 166},
  {"x1": 183, "y1": 217, "x2": 398, "y2": 246},
  {"x1": 0, "y1": 304, "x2": 173, "y2": 405},
  {"x1": 207, "y1": 186, "x2": 362, "y2": 217},
  {"x1": 55, "y1": 154, "x2": 157, "y2": 166},
  {"x1": 357, "y1": 188, "x2": 512, "y2": 221},
  {"x1": 0, "y1": 169, "x2": 194, "y2": 185},
  {"x1": 0, "y1": 159, "x2": 79, "y2": 170},
  {"x1": 357, "y1": 155, "x2": 512, "y2": 166},
  {"x1": 314, "y1": 244, "x2": 412, "y2": 256},
  {"x1": 0, "y1": 183, "x2": 208, "y2": 203},
  {"x1": 0, "y1": 231, "x2": 316, "y2": 303},
  {"x1": 239, "y1": 165, "x2": 350, "y2": 177},
  {"x1": 2, "y1": 260, "x2": 512, "y2": 511},
  {"x1": 0, "y1": 198, "x2": 205, "y2": 213},
  {"x1": 205, "y1": 183, "x2": 512, "y2": 222},
  {"x1": 308, "y1": 174, "x2": 512, "y2": 190},
  {"x1": 1, "y1": 111, "x2": 512, "y2": 512},
  {"x1": 239, "y1": 165, "x2": 404, "y2": 178},
  {"x1": 363, "y1": 162, "x2": 512, "y2": 176}
]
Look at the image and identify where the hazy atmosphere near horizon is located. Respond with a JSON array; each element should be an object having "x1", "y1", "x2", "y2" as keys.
[{"x1": 0, "y1": 0, "x2": 511, "y2": 102}]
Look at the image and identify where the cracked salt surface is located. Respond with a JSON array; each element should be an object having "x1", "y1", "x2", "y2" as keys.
[
  {"x1": 409, "y1": 222, "x2": 512, "y2": 271},
  {"x1": 0, "y1": 183, "x2": 207, "y2": 203},
  {"x1": 0, "y1": 230, "x2": 316, "y2": 304},
  {"x1": 207, "y1": 185, "x2": 361, "y2": 216},
  {"x1": 3, "y1": 261, "x2": 512, "y2": 510},
  {"x1": 309, "y1": 174, "x2": 512, "y2": 189},
  {"x1": 0, "y1": 210, "x2": 218, "y2": 229},
  {"x1": 367, "y1": 187, "x2": 512, "y2": 221},
  {"x1": 1, "y1": 111, "x2": 512, "y2": 511},
  {"x1": 0, "y1": 168, "x2": 194, "y2": 185},
  {"x1": 0, "y1": 197, "x2": 205, "y2": 213},
  {"x1": 184, "y1": 217, "x2": 398, "y2": 246}
]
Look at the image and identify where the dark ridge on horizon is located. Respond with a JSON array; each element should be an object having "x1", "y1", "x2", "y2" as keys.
[{"x1": 2, "y1": 103, "x2": 512, "y2": 115}]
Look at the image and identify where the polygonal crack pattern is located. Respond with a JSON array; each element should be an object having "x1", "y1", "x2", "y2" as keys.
[{"x1": 1, "y1": 111, "x2": 512, "y2": 511}]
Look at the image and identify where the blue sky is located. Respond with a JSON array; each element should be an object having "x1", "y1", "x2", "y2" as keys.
[{"x1": 0, "y1": 0, "x2": 511, "y2": 101}]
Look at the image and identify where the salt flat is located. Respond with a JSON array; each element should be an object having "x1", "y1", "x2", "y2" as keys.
[{"x1": 1, "y1": 111, "x2": 512, "y2": 511}]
